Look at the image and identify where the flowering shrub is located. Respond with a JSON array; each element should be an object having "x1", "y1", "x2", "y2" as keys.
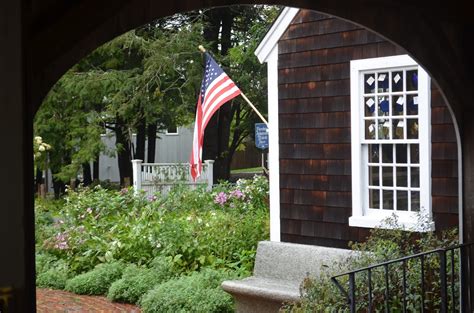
[
  {"x1": 212, "y1": 175, "x2": 269, "y2": 213},
  {"x1": 33, "y1": 136, "x2": 51, "y2": 162},
  {"x1": 35, "y1": 176, "x2": 269, "y2": 274}
]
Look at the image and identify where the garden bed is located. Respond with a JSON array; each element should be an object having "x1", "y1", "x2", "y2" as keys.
[{"x1": 35, "y1": 176, "x2": 269, "y2": 312}]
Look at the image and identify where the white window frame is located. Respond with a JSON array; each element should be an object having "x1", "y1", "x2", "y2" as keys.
[{"x1": 349, "y1": 55, "x2": 432, "y2": 231}]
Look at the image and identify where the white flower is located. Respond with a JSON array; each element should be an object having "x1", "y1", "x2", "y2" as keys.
[
  {"x1": 38, "y1": 145, "x2": 45, "y2": 152},
  {"x1": 186, "y1": 216, "x2": 192, "y2": 221},
  {"x1": 34, "y1": 136, "x2": 42, "y2": 144}
]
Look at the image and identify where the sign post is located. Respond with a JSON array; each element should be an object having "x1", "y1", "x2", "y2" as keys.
[{"x1": 255, "y1": 123, "x2": 269, "y2": 173}]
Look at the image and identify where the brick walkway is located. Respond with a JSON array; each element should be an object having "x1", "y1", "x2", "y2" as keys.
[{"x1": 36, "y1": 288, "x2": 141, "y2": 312}]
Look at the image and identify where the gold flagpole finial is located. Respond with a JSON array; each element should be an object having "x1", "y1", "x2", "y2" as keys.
[{"x1": 198, "y1": 45, "x2": 206, "y2": 53}]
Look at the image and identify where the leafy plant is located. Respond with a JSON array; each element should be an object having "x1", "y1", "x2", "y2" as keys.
[
  {"x1": 283, "y1": 215, "x2": 459, "y2": 312},
  {"x1": 139, "y1": 268, "x2": 239, "y2": 313},
  {"x1": 107, "y1": 257, "x2": 177, "y2": 304},
  {"x1": 36, "y1": 259, "x2": 71, "y2": 290},
  {"x1": 36, "y1": 176, "x2": 269, "y2": 274},
  {"x1": 65, "y1": 262, "x2": 124, "y2": 295}
]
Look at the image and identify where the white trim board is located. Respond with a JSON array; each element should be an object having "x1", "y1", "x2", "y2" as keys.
[
  {"x1": 255, "y1": 7, "x2": 299, "y2": 63},
  {"x1": 255, "y1": 7, "x2": 300, "y2": 242},
  {"x1": 266, "y1": 45, "x2": 280, "y2": 242}
]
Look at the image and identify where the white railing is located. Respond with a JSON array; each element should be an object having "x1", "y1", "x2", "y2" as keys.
[{"x1": 132, "y1": 159, "x2": 214, "y2": 196}]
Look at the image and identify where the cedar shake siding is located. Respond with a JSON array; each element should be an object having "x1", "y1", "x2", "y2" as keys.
[{"x1": 278, "y1": 10, "x2": 458, "y2": 248}]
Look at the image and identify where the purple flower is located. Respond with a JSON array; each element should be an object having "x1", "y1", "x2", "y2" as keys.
[
  {"x1": 214, "y1": 192, "x2": 228, "y2": 205},
  {"x1": 53, "y1": 232, "x2": 69, "y2": 250},
  {"x1": 230, "y1": 189, "x2": 244, "y2": 199}
]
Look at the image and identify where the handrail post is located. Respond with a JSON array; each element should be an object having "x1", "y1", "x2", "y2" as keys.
[
  {"x1": 349, "y1": 272, "x2": 356, "y2": 313},
  {"x1": 460, "y1": 245, "x2": 469, "y2": 312},
  {"x1": 204, "y1": 160, "x2": 214, "y2": 190},
  {"x1": 439, "y1": 250, "x2": 448, "y2": 312},
  {"x1": 132, "y1": 159, "x2": 143, "y2": 195}
]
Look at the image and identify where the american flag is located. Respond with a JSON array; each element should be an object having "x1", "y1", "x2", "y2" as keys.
[{"x1": 190, "y1": 52, "x2": 241, "y2": 180}]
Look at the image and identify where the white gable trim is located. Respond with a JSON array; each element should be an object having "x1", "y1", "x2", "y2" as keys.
[
  {"x1": 254, "y1": 7, "x2": 299, "y2": 63},
  {"x1": 254, "y1": 7, "x2": 298, "y2": 242}
]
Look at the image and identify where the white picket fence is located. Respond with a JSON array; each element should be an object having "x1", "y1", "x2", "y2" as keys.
[{"x1": 132, "y1": 159, "x2": 214, "y2": 196}]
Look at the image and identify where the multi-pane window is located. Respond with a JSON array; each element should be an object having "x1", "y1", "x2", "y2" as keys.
[
  {"x1": 349, "y1": 55, "x2": 431, "y2": 230},
  {"x1": 166, "y1": 125, "x2": 179, "y2": 135}
]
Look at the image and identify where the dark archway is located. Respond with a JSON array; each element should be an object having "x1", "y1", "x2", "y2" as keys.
[{"x1": 1, "y1": 1, "x2": 473, "y2": 311}]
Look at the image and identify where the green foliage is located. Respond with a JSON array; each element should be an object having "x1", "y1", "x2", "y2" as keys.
[
  {"x1": 36, "y1": 259, "x2": 71, "y2": 290},
  {"x1": 282, "y1": 215, "x2": 459, "y2": 312},
  {"x1": 34, "y1": 6, "x2": 280, "y2": 183},
  {"x1": 35, "y1": 252, "x2": 58, "y2": 275},
  {"x1": 107, "y1": 257, "x2": 177, "y2": 304},
  {"x1": 36, "y1": 176, "x2": 269, "y2": 274},
  {"x1": 139, "y1": 268, "x2": 238, "y2": 313},
  {"x1": 35, "y1": 16, "x2": 204, "y2": 182},
  {"x1": 65, "y1": 262, "x2": 124, "y2": 295}
]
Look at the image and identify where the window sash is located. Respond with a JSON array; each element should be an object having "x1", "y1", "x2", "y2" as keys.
[{"x1": 349, "y1": 55, "x2": 431, "y2": 230}]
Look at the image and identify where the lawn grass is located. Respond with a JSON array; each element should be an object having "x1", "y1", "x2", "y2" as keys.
[{"x1": 230, "y1": 167, "x2": 263, "y2": 174}]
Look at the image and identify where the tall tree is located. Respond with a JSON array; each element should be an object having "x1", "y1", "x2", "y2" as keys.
[
  {"x1": 35, "y1": 6, "x2": 279, "y2": 186},
  {"x1": 201, "y1": 6, "x2": 279, "y2": 180}
]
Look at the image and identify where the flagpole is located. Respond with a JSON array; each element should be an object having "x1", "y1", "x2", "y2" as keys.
[
  {"x1": 198, "y1": 45, "x2": 269, "y2": 126},
  {"x1": 239, "y1": 92, "x2": 268, "y2": 126}
]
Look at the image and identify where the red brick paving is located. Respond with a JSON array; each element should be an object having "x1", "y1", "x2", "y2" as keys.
[{"x1": 36, "y1": 288, "x2": 141, "y2": 312}]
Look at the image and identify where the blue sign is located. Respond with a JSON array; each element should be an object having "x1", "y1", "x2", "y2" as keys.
[{"x1": 255, "y1": 123, "x2": 269, "y2": 150}]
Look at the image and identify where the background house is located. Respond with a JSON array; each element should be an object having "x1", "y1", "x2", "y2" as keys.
[
  {"x1": 256, "y1": 8, "x2": 459, "y2": 248},
  {"x1": 98, "y1": 126, "x2": 194, "y2": 183}
]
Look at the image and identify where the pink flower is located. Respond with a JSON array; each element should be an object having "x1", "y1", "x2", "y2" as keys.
[
  {"x1": 214, "y1": 192, "x2": 228, "y2": 205},
  {"x1": 230, "y1": 189, "x2": 244, "y2": 199},
  {"x1": 147, "y1": 195, "x2": 157, "y2": 202}
]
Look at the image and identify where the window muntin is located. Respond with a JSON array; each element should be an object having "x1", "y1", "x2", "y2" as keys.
[{"x1": 349, "y1": 55, "x2": 431, "y2": 230}]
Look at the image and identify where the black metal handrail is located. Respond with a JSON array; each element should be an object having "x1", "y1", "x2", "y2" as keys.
[{"x1": 331, "y1": 243, "x2": 473, "y2": 312}]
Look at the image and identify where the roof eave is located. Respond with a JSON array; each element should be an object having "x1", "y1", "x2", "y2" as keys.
[{"x1": 254, "y1": 7, "x2": 300, "y2": 64}]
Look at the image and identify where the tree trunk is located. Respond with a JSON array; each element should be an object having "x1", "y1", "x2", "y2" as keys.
[
  {"x1": 147, "y1": 122, "x2": 157, "y2": 163},
  {"x1": 115, "y1": 119, "x2": 133, "y2": 186},
  {"x1": 93, "y1": 157, "x2": 99, "y2": 181},
  {"x1": 203, "y1": 10, "x2": 220, "y2": 51},
  {"x1": 215, "y1": 103, "x2": 233, "y2": 181},
  {"x1": 82, "y1": 162, "x2": 92, "y2": 186},
  {"x1": 35, "y1": 167, "x2": 43, "y2": 189},
  {"x1": 136, "y1": 119, "x2": 146, "y2": 161},
  {"x1": 202, "y1": 9, "x2": 220, "y2": 171},
  {"x1": 52, "y1": 175, "x2": 65, "y2": 199},
  {"x1": 201, "y1": 7, "x2": 236, "y2": 181}
]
